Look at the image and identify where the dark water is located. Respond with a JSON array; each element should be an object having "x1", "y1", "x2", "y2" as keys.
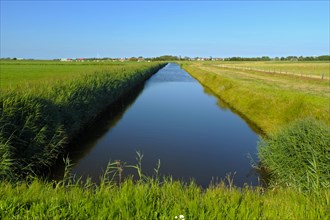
[{"x1": 55, "y1": 63, "x2": 261, "y2": 188}]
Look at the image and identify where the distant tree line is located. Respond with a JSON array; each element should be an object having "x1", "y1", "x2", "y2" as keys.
[
  {"x1": 224, "y1": 55, "x2": 330, "y2": 61},
  {"x1": 146, "y1": 55, "x2": 330, "y2": 61},
  {"x1": 224, "y1": 56, "x2": 271, "y2": 61},
  {"x1": 150, "y1": 55, "x2": 180, "y2": 61},
  {"x1": 0, "y1": 57, "x2": 35, "y2": 61}
]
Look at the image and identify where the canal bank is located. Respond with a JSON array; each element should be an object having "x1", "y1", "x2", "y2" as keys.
[{"x1": 55, "y1": 63, "x2": 261, "y2": 187}]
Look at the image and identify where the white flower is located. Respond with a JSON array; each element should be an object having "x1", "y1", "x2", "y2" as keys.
[{"x1": 175, "y1": 214, "x2": 184, "y2": 219}]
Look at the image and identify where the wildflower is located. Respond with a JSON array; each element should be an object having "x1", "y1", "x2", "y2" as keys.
[{"x1": 175, "y1": 215, "x2": 185, "y2": 219}]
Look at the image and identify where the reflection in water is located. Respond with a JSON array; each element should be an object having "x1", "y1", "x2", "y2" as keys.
[
  {"x1": 50, "y1": 84, "x2": 145, "y2": 180},
  {"x1": 53, "y1": 63, "x2": 262, "y2": 188},
  {"x1": 203, "y1": 86, "x2": 263, "y2": 135},
  {"x1": 203, "y1": 86, "x2": 230, "y2": 110}
]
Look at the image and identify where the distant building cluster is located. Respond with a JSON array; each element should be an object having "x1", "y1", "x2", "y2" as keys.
[
  {"x1": 60, "y1": 58, "x2": 85, "y2": 62},
  {"x1": 190, "y1": 57, "x2": 224, "y2": 61},
  {"x1": 57, "y1": 56, "x2": 225, "y2": 62},
  {"x1": 59, "y1": 57, "x2": 146, "y2": 62}
]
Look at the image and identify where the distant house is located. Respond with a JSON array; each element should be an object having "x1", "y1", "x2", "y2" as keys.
[{"x1": 60, "y1": 58, "x2": 73, "y2": 62}]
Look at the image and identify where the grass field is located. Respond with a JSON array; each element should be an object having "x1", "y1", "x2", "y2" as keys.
[
  {"x1": 0, "y1": 61, "x2": 166, "y2": 179},
  {"x1": 0, "y1": 60, "x2": 141, "y2": 88}
]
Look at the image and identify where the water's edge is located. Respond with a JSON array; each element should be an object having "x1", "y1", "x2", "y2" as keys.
[{"x1": 51, "y1": 63, "x2": 262, "y2": 188}]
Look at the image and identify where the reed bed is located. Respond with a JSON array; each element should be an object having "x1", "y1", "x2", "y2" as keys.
[
  {"x1": 258, "y1": 118, "x2": 330, "y2": 192},
  {"x1": 0, "y1": 62, "x2": 166, "y2": 180}
]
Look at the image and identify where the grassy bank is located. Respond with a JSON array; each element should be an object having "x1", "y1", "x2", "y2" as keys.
[
  {"x1": 182, "y1": 61, "x2": 330, "y2": 191},
  {"x1": 0, "y1": 61, "x2": 166, "y2": 180},
  {"x1": 182, "y1": 61, "x2": 329, "y2": 133},
  {"x1": 0, "y1": 172, "x2": 329, "y2": 219}
]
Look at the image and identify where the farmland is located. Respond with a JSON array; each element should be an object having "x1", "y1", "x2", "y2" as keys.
[
  {"x1": 0, "y1": 60, "x2": 146, "y2": 88},
  {"x1": 215, "y1": 61, "x2": 329, "y2": 78},
  {"x1": 0, "y1": 60, "x2": 329, "y2": 219}
]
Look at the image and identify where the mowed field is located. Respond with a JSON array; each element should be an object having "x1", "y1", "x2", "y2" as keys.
[{"x1": 215, "y1": 61, "x2": 330, "y2": 78}]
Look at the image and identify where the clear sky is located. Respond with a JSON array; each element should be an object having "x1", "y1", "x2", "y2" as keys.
[{"x1": 1, "y1": 1, "x2": 329, "y2": 59}]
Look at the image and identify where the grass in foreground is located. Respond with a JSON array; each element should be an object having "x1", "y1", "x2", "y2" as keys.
[{"x1": 0, "y1": 168, "x2": 329, "y2": 219}]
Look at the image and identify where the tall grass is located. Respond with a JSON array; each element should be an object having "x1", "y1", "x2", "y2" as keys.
[
  {"x1": 0, "y1": 62, "x2": 166, "y2": 180},
  {"x1": 0, "y1": 159, "x2": 328, "y2": 219},
  {"x1": 258, "y1": 118, "x2": 330, "y2": 192}
]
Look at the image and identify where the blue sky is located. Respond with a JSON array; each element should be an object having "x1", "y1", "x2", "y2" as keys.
[{"x1": 1, "y1": 1, "x2": 329, "y2": 59}]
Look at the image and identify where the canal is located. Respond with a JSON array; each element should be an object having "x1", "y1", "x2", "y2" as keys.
[{"x1": 55, "y1": 63, "x2": 261, "y2": 188}]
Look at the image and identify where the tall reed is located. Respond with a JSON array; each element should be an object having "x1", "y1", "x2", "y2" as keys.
[
  {"x1": 0, "y1": 155, "x2": 328, "y2": 219},
  {"x1": 0, "y1": 62, "x2": 166, "y2": 180},
  {"x1": 258, "y1": 118, "x2": 330, "y2": 192}
]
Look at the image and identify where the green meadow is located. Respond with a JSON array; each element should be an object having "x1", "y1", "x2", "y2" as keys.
[{"x1": 1, "y1": 60, "x2": 143, "y2": 88}]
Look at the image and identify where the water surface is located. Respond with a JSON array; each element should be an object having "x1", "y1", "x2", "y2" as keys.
[{"x1": 61, "y1": 63, "x2": 260, "y2": 187}]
